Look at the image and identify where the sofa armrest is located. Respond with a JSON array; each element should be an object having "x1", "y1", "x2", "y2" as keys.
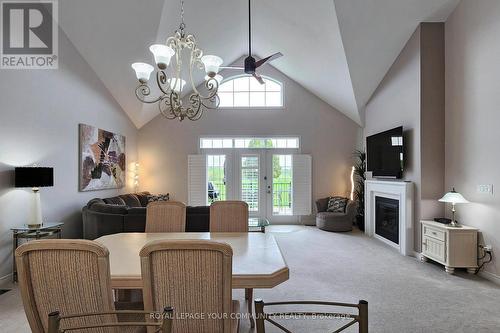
[
  {"x1": 82, "y1": 207, "x2": 124, "y2": 240},
  {"x1": 315, "y1": 197, "x2": 329, "y2": 213}
]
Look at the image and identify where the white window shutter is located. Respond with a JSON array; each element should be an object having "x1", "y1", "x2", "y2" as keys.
[
  {"x1": 188, "y1": 155, "x2": 207, "y2": 206},
  {"x1": 292, "y1": 154, "x2": 312, "y2": 215}
]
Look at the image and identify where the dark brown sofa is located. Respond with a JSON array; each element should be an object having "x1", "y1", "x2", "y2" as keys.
[{"x1": 82, "y1": 192, "x2": 210, "y2": 239}]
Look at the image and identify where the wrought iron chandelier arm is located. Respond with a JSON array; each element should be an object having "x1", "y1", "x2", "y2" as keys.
[
  {"x1": 156, "y1": 70, "x2": 171, "y2": 95},
  {"x1": 135, "y1": 84, "x2": 161, "y2": 104}
]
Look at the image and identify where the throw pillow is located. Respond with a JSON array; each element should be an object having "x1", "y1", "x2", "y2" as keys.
[
  {"x1": 326, "y1": 196, "x2": 348, "y2": 213},
  {"x1": 147, "y1": 193, "x2": 170, "y2": 203},
  {"x1": 135, "y1": 191, "x2": 151, "y2": 207},
  {"x1": 119, "y1": 194, "x2": 142, "y2": 208}
]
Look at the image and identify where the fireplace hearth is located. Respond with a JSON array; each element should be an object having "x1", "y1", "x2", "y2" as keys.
[{"x1": 375, "y1": 196, "x2": 399, "y2": 244}]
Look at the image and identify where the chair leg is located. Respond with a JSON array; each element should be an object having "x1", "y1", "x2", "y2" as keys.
[
  {"x1": 48, "y1": 311, "x2": 60, "y2": 333},
  {"x1": 245, "y1": 288, "x2": 255, "y2": 328},
  {"x1": 359, "y1": 300, "x2": 368, "y2": 333},
  {"x1": 244, "y1": 288, "x2": 250, "y2": 300},
  {"x1": 254, "y1": 299, "x2": 265, "y2": 333}
]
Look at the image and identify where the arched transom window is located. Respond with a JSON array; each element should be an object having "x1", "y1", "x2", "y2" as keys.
[{"x1": 218, "y1": 75, "x2": 283, "y2": 108}]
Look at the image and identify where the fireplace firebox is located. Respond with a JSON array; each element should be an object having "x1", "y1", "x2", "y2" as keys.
[{"x1": 375, "y1": 196, "x2": 399, "y2": 245}]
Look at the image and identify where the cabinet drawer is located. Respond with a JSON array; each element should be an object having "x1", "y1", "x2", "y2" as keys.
[
  {"x1": 423, "y1": 236, "x2": 446, "y2": 263},
  {"x1": 423, "y1": 225, "x2": 446, "y2": 242}
]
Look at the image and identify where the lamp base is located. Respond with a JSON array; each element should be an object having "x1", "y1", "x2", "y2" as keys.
[
  {"x1": 29, "y1": 188, "x2": 43, "y2": 228},
  {"x1": 449, "y1": 221, "x2": 462, "y2": 228}
]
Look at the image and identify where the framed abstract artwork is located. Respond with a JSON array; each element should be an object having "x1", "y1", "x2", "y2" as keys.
[{"x1": 79, "y1": 124, "x2": 126, "y2": 191}]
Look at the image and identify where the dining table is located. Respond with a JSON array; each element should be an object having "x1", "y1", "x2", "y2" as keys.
[
  {"x1": 96, "y1": 231, "x2": 289, "y2": 289},
  {"x1": 95, "y1": 232, "x2": 290, "y2": 326}
]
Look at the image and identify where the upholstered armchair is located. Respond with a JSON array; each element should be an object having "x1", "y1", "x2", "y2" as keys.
[{"x1": 315, "y1": 197, "x2": 358, "y2": 232}]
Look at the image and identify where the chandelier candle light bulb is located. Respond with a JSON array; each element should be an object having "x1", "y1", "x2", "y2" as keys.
[
  {"x1": 149, "y1": 44, "x2": 175, "y2": 69},
  {"x1": 167, "y1": 78, "x2": 187, "y2": 93},
  {"x1": 201, "y1": 55, "x2": 223, "y2": 77},
  {"x1": 131, "y1": 63, "x2": 154, "y2": 83}
]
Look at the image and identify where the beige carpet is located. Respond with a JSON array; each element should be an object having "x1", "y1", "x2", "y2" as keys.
[{"x1": 1, "y1": 226, "x2": 499, "y2": 332}]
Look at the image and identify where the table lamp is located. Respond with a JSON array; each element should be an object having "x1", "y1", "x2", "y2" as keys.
[
  {"x1": 438, "y1": 188, "x2": 469, "y2": 227},
  {"x1": 15, "y1": 166, "x2": 54, "y2": 228}
]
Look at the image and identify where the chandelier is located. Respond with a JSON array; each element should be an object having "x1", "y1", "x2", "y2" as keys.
[{"x1": 131, "y1": 0, "x2": 223, "y2": 121}]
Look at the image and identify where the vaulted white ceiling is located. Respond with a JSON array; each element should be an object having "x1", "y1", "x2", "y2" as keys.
[{"x1": 58, "y1": 0, "x2": 460, "y2": 128}]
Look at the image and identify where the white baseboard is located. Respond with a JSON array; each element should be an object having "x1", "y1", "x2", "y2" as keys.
[{"x1": 478, "y1": 270, "x2": 500, "y2": 286}]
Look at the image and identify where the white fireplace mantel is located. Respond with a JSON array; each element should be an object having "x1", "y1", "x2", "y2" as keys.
[{"x1": 365, "y1": 179, "x2": 414, "y2": 256}]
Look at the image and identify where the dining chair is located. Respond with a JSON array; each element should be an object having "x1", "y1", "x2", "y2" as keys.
[
  {"x1": 209, "y1": 200, "x2": 252, "y2": 326},
  {"x1": 254, "y1": 299, "x2": 368, "y2": 333},
  {"x1": 209, "y1": 200, "x2": 249, "y2": 232},
  {"x1": 145, "y1": 201, "x2": 186, "y2": 232},
  {"x1": 15, "y1": 239, "x2": 167, "y2": 333},
  {"x1": 140, "y1": 239, "x2": 240, "y2": 333}
]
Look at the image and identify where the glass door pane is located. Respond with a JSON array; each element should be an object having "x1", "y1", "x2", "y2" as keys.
[
  {"x1": 241, "y1": 155, "x2": 260, "y2": 213},
  {"x1": 272, "y1": 154, "x2": 293, "y2": 216},
  {"x1": 207, "y1": 155, "x2": 226, "y2": 203}
]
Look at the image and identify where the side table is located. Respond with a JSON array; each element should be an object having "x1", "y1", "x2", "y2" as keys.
[
  {"x1": 11, "y1": 222, "x2": 64, "y2": 282},
  {"x1": 248, "y1": 217, "x2": 270, "y2": 233}
]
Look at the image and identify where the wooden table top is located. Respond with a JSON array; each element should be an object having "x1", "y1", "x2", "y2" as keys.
[{"x1": 95, "y1": 232, "x2": 289, "y2": 289}]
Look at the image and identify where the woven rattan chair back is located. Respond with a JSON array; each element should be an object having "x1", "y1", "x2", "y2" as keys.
[
  {"x1": 146, "y1": 201, "x2": 186, "y2": 232},
  {"x1": 210, "y1": 201, "x2": 249, "y2": 232},
  {"x1": 140, "y1": 240, "x2": 234, "y2": 333},
  {"x1": 15, "y1": 240, "x2": 117, "y2": 333}
]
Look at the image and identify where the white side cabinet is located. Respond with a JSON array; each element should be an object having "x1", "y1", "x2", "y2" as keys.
[{"x1": 420, "y1": 220, "x2": 478, "y2": 274}]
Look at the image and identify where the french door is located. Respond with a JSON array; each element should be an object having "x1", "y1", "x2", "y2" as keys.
[
  {"x1": 191, "y1": 149, "x2": 310, "y2": 223},
  {"x1": 236, "y1": 150, "x2": 298, "y2": 223}
]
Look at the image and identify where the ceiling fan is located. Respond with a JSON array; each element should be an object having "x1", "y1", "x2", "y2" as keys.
[{"x1": 220, "y1": 0, "x2": 283, "y2": 84}]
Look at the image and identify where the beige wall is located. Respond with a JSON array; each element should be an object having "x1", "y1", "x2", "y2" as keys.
[
  {"x1": 445, "y1": 0, "x2": 500, "y2": 277},
  {"x1": 0, "y1": 29, "x2": 138, "y2": 280},
  {"x1": 420, "y1": 23, "x2": 447, "y2": 224},
  {"x1": 364, "y1": 24, "x2": 446, "y2": 252},
  {"x1": 138, "y1": 63, "x2": 362, "y2": 222},
  {"x1": 364, "y1": 27, "x2": 422, "y2": 248}
]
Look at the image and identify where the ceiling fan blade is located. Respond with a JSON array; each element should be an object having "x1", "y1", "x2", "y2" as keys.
[
  {"x1": 255, "y1": 52, "x2": 283, "y2": 68},
  {"x1": 220, "y1": 66, "x2": 245, "y2": 70},
  {"x1": 253, "y1": 73, "x2": 265, "y2": 85}
]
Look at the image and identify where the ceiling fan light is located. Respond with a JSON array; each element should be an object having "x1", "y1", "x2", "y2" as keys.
[
  {"x1": 167, "y1": 78, "x2": 186, "y2": 93},
  {"x1": 205, "y1": 74, "x2": 223, "y2": 85},
  {"x1": 201, "y1": 55, "x2": 223, "y2": 77},
  {"x1": 131, "y1": 62, "x2": 154, "y2": 83},
  {"x1": 149, "y1": 44, "x2": 175, "y2": 69}
]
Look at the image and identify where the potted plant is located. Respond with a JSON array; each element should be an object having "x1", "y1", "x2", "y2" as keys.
[{"x1": 353, "y1": 150, "x2": 366, "y2": 230}]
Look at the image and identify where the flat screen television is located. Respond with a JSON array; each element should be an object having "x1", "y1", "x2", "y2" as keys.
[{"x1": 366, "y1": 126, "x2": 404, "y2": 179}]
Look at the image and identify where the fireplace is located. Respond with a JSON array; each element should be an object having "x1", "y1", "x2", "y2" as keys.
[
  {"x1": 365, "y1": 180, "x2": 413, "y2": 256},
  {"x1": 375, "y1": 196, "x2": 399, "y2": 245}
]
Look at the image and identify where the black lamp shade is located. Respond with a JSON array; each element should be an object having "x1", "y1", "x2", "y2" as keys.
[{"x1": 15, "y1": 167, "x2": 54, "y2": 188}]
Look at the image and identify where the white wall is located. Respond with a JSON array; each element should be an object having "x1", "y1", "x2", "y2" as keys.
[
  {"x1": 0, "y1": 29, "x2": 138, "y2": 281},
  {"x1": 138, "y1": 61, "x2": 362, "y2": 223},
  {"x1": 445, "y1": 0, "x2": 500, "y2": 278}
]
